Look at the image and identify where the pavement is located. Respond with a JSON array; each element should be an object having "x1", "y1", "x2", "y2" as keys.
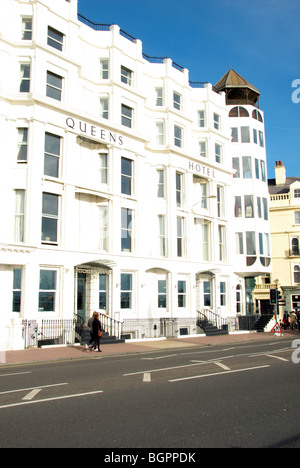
[{"x1": 1, "y1": 330, "x2": 299, "y2": 367}]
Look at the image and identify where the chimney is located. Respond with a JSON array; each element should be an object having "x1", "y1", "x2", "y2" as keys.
[{"x1": 275, "y1": 161, "x2": 286, "y2": 185}]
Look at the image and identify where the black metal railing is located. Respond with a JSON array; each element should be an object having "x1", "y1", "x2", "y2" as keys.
[
  {"x1": 98, "y1": 313, "x2": 123, "y2": 340},
  {"x1": 197, "y1": 309, "x2": 227, "y2": 330},
  {"x1": 22, "y1": 319, "x2": 74, "y2": 348},
  {"x1": 77, "y1": 14, "x2": 111, "y2": 31},
  {"x1": 77, "y1": 13, "x2": 215, "y2": 85}
]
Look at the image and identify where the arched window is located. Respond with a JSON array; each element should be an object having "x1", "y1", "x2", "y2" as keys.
[
  {"x1": 252, "y1": 109, "x2": 263, "y2": 122},
  {"x1": 239, "y1": 107, "x2": 249, "y2": 117},
  {"x1": 229, "y1": 107, "x2": 238, "y2": 117},
  {"x1": 229, "y1": 106, "x2": 249, "y2": 117}
]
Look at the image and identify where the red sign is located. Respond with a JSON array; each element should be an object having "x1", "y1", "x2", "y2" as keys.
[{"x1": 271, "y1": 323, "x2": 282, "y2": 333}]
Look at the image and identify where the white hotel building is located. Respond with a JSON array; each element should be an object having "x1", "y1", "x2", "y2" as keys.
[{"x1": 0, "y1": 0, "x2": 271, "y2": 349}]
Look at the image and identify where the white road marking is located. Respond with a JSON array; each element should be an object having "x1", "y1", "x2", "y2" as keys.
[
  {"x1": 248, "y1": 349, "x2": 291, "y2": 359},
  {"x1": 169, "y1": 365, "x2": 270, "y2": 383},
  {"x1": 0, "y1": 390, "x2": 104, "y2": 410},
  {"x1": 0, "y1": 383, "x2": 68, "y2": 396},
  {"x1": 0, "y1": 372, "x2": 32, "y2": 378},
  {"x1": 143, "y1": 373, "x2": 151, "y2": 382},
  {"x1": 22, "y1": 388, "x2": 42, "y2": 401},
  {"x1": 124, "y1": 361, "x2": 210, "y2": 377},
  {"x1": 214, "y1": 362, "x2": 231, "y2": 371},
  {"x1": 264, "y1": 354, "x2": 289, "y2": 362},
  {"x1": 142, "y1": 354, "x2": 178, "y2": 361}
]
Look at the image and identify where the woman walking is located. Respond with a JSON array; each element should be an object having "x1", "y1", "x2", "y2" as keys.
[{"x1": 88, "y1": 311, "x2": 103, "y2": 352}]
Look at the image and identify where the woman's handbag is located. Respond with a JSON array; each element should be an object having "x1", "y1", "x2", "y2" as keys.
[{"x1": 98, "y1": 331, "x2": 103, "y2": 339}]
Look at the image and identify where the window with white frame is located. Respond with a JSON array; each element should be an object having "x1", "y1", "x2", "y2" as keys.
[
  {"x1": 255, "y1": 159, "x2": 260, "y2": 179},
  {"x1": 244, "y1": 195, "x2": 254, "y2": 218},
  {"x1": 46, "y1": 71, "x2": 63, "y2": 101},
  {"x1": 231, "y1": 127, "x2": 238, "y2": 142},
  {"x1": 236, "y1": 233, "x2": 244, "y2": 255},
  {"x1": 294, "y1": 189, "x2": 300, "y2": 199},
  {"x1": 202, "y1": 222, "x2": 209, "y2": 261},
  {"x1": 195, "y1": 219, "x2": 210, "y2": 261},
  {"x1": 22, "y1": 18, "x2": 32, "y2": 40},
  {"x1": 218, "y1": 225, "x2": 225, "y2": 261},
  {"x1": 200, "y1": 182, "x2": 208, "y2": 209},
  {"x1": 242, "y1": 156, "x2": 252, "y2": 178},
  {"x1": 246, "y1": 231, "x2": 256, "y2": 256},
  {"x1": 12, "y1": 268, "x2": 22, "y2": 313},
  {"x1": 41, "y1": 193, "x2": 59, "y2": 244},
  {"x1": 121, "y1": 157, "x2": 133, "y2": 196},
  {"x1": 198, "y1": 110, "x2": 206, "y2": 127},
  {"x1": 220, "y1": 281, "x2": 226, "y2": 306},
  {"x1": 99, "y1": 274, "x2": 108, "y2": 311},
  {"x1": 291, "y1": 237, "x2": 300, "y2": 255},
  {"x1": 100, "y1": 59, "x2": 109, "y2": 79},
  {"x1": 292, "y1": 295, "x2": 300, "y2": 309},
  {"x1": 215, "y1": 144, "x2": 222, "y2": 163},
  {"x1": 241, "y1": 126, "x2": 250, "y2": 143},
  {"x1": 199, "y1": 141, "x2": 207, "y2": 158},
  {"x1": 157, "y1": 169, "x2": 165, "y2": 198},
  {"x1": 232, "y1": 158, "x2": 240, "y2": 178},
  {"x1": 253, "y1": 128, "x2": 258, "y2": 144},
  {"x1": 156, "y1": 122, "x2": 165, "y2": 145},
  {"x1": 100, "y1": 97, "x2": 109, "y2": 119},
  {"x1": 176, "y1": 172, "x2": 183, "y2": 208},
  {"x1": 14, "y1": 190, "x2": 25, "y2": 243},
  {"x1": 259, "y1": 131, "x2": 264, "y2": 147},
  {"x1": 47, "y1": 26, "x2": 64, "y2": 51},
  {"x1": 236, "y1": 285, "x2": 242, "y2": 314},
  {"x1": 39, "y1": 269, "x2": 57, "y2": 313},
  {"x1": 20, "y1": 64, "x2": 30, "y2": 92},
  {"x1": 264, "y1": 233, "x2": 271, "y2": 257},
  {"x1": 158, "y1": 279, "x2": 167, "y2": 309},
  {"x1": 217, "y1": 186, "x2": 223, "y2": 218},
  {"x1": 234, "y1": 196, "x2": 242, "y2": 218},
  {"x1": 295, "y1": 212, "x2": 300, "y2": 224},
  {"x1": 174, "y1": 125, "x2": 183, "y2": 148},
  {"x1": 178, "y1": 280, "x2": 186, "y2": 308},
  {"x1": 17, "y1": 128, "x2": 28, "y2": 162},
  {"x1": 120, "y1": 273, "x2": 133, "y2": 309},
  {"x1": 177, "y1": 216, "x2": 185, "y2": 258},
  {"x1": 99, "y1": 204, "x2": 108, "y2": 251},
  {"x1": 263, "y1": 198, "x2": 269, "y2": 220},
  {"x1": 44, "y1": 132, "x2": 61, "y2": 178},
  {"x1": 158, "y1": 215, "x2": 167, "y2": 257},
  {"x1": 257, "y1": 197, "x2": 262, "y2": 218},
  {"x1": 121, "y1": 66, "x2": 133, "y2": 86},
  {"x1": 155, "y1": 88, "x2": 163, "y2": 106},
  {"x1": 214, "y1": 113, "x2": 220, "y2": 130},
  {"x1": 121, "y1": 104, "x2": 133, "y2": 128},
  {"x1": 121, "y1": 208, "x2": 133, "y2": 252},
  {"x1": 261, "y1": 160, "x2": 266, "y2": 182},
  {"x1": 294, "y1": 265, "x2": 300, "y2": 284},
  {"x1": 259, "y1": 233, "x2": 264, "y2": 256},
  {"x1": 173, "y1": 92, "x2": 182, "y2": 111},
  {"x1": 203, "y1": 281, "x2": 211, "y2": 307},
  {"x1": 99, "y1": 153, "x2": 108, "y2": 184}
]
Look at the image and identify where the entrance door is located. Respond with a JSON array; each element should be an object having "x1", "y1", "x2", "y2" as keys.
[{"x1": 77, "y1": 273, "x2": 87, "y2": 324}]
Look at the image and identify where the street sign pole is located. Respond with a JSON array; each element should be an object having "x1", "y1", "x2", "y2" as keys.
[{"x1": 270, "y1": 286, "x2": 282, "y2": 336}]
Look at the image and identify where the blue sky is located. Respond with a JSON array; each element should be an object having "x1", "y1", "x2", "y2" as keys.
[{"x1": 78, "y1": 0, "x2": 300, "y2": 179}]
